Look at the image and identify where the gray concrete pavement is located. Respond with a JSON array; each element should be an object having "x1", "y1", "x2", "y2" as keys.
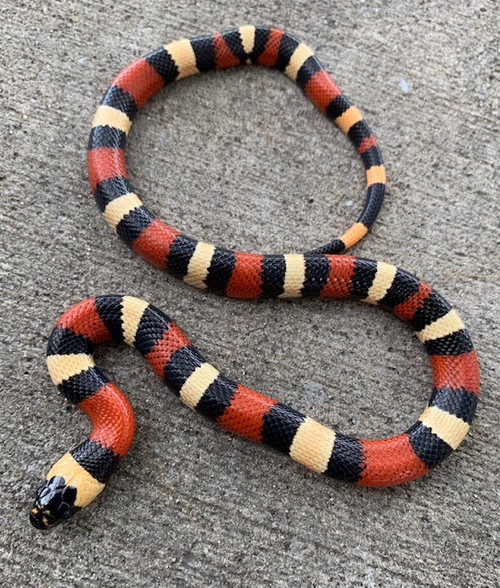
[{"x1": 1, "y1": 1, "x2": 498, "y2": 586}]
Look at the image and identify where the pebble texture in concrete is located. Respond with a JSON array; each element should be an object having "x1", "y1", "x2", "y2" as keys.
[{"x1": 1, "y1": 1, "x2": 498, "y2": 586}]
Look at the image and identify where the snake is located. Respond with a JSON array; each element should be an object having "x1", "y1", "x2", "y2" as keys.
[{"x1": 30, "y1": 26, "x2": 480, "y2": 529}]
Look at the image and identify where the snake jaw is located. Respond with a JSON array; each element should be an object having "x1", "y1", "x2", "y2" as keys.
[{"x1": 30, "y1": 475, "x2": 79, "y2": 529}]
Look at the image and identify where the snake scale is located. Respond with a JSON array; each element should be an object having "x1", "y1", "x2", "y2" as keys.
[{"x1": 30, "y1": 26, "x2": 479, "y2": 529}]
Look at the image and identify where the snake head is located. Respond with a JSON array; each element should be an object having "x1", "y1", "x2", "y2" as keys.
[{"x1": 30, "y1": 475, "x2": 80, "y2": 529}]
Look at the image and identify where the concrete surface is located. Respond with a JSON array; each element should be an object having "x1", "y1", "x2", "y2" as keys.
[{"x1": 1, "y1": 1, "x2": 498, "y2": 586}]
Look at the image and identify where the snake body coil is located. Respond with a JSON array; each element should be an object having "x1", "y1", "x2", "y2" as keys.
[{"x1": 30, "y1": 26, "x2": 479, "y2": 529}]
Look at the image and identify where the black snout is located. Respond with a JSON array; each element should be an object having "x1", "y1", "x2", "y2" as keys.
[{"x1": 30, "y1": 510, "x2": 48, "y2": 530}]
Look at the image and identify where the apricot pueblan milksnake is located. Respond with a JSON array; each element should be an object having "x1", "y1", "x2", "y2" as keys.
[{"x1": 30, "y1": 26, "x2": 479, "y2": 529}]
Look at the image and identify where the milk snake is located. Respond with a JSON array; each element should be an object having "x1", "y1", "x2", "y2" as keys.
[{"x1": 30, "y1": 26, "x2": 479, "y2": 529}]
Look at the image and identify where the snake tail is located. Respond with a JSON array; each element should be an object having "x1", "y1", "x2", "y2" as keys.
[{"x1": 87, "y1": 26, "x2": 386, "y2": 261}]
